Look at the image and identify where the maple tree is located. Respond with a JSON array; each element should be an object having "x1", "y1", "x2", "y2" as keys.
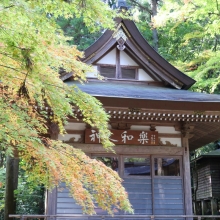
[{"x1": 0, "y1": 0, "x2": 133, "y2": 216}]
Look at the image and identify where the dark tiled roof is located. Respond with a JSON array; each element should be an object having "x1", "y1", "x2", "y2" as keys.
[{"x1": 67, "y1": 81, "x2": 220, "y2": 103}]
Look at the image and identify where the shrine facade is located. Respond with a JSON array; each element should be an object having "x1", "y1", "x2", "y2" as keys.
[{"x1": 46, "y1": 12, "x2": 220, "y2": 220}]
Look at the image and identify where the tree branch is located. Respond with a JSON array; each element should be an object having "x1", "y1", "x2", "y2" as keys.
[
  {"x1": 0, "y1": 64, "x2": 26, "y2": 75},
  {"x1": 0, "y1": 5, "x2": 15, "y2": 11},
  {"x1": 216, "y1": 0, "x2": 220, "y2": 14},
  {"x1": 129, "y1": 0, "x2": 152, "y2": 15},
  {"x1": 212, "y1": 34, "x2": 219, "y2": 52}
]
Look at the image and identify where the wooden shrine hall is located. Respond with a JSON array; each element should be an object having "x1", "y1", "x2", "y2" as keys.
[{"x1": 46, "y1": 4, "x2": 220, "y2": 220}]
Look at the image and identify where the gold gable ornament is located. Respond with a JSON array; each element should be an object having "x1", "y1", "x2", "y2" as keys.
[{"x1": 113, "y1": 28, "x2": 127, "y2": 51}]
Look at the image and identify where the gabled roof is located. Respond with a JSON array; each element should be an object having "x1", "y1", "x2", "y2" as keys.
[
  {"x1": 64, "y1": 17, "x2": 220, "y2": 151},
  {"x1": 83, "y1": 18, "x2": 196, "y2": 90}
]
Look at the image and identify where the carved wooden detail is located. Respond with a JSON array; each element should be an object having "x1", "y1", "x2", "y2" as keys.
[
  {"x1": 86, "y1": 124, "x2": 91, "y2": 129},
  {"x1": 150, "y1": 124, "x2": 156, "y2": 131},
  {"x1": 158, "y1": 138, "x2": 178, "y2": 147},
  {"x1": 70, "y1": 107, "x2": 220, "y2": 123},
  {"x1": 110, "y1": 123, "x2": 131, "y2": 130},
  {"x1": 181, "y1": 122, "x2": 194, "y2": 139},
  {"x1": 64, "y1": 136, "x2": 83, "y2": 143},
  {"x1": 128, "y1": 108, "x2": 141, "y2": 113}
]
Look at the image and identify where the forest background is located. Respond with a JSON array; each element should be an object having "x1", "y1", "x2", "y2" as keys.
[{"x1": 1, "y1": 0, "x2": 220, "y2": 218}]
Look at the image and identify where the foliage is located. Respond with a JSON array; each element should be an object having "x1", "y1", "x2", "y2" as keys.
[
  {"x1": 155, "y1": 0, "x2": 220, "y2": 94},
  {"x1": 192, "y1": 141, "x2": 220, "y2": 159},
  {"x1": 0, "y1": 0, "x2": 132, "y2": 215},
  {"x1": 0, "y1": 165, "x2": 44, "y2": 216},
  {"x1": 57, "y1": 16, "x2": 103, "y2": 51},
  {"x1": 0, "y1": 167, "x2": 6, "y2": 218},
  {"x1": 128, "y1": 0, "x2": 154, "y2": 45}
]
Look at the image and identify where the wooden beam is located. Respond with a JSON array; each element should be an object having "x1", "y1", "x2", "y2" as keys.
[
  {"x1": 95, "y1": 96, "x2": 220, "y2": 111},
  {"x1": 69, "y1": 143, "x2": 184, "y2": 155},
  {"x1": 65, "y1": 129, "x2": 181, "y2": 138},
  {"x1": 125, "y1": 39, "x2": 183, "y2": 89},
  {"x1": 87, "y1": 38, "x2": 116, "y2": 65}
]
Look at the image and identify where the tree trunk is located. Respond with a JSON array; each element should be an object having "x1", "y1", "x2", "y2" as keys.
[
  {"x1": 4, "y1": 156, "x2": 19, "y2": 220},
  {"x1": 151, "y1": 0, "x2": 159, "y2": 51}
]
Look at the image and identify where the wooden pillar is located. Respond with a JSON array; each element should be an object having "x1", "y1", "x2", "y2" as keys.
[
  {"x1": 4, "y1": 156, "x2": 19, "y2": 220},
  {"x1": 45, "y1": 122, "x2": 59, "y2": 215},
  {"x1": 201, "y1": 200, "x2": 208, "y2": 215},
  {"x1": 46, "y1": 188, "x2": 57, "y2": 215},
  {"x1": 182, "y1": 137, "x2": 193, "y2": 219},
  {"x1": 193, "y1": 201, "x2": 196, "y2": 214},
  {"x1": 211, "y1": 198, "x2": 218, "y2": 215},
  {"x1": 116, "y1": 47, "x2": 121, "y2": 79}
]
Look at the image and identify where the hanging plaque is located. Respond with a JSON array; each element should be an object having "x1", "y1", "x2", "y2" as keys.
[{"x1": 85, "y1": 129, "x2": 159, "y2": 145}]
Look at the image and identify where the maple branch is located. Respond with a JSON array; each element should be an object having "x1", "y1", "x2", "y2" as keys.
[
  {"x1": 0, "y1": 52, "x2": 22, "y2": 63},
  {"x1": 0, "y1": 5, "x2": 15, "y2": 11},
  {"x1": 0, "y1": 64, "x2": 25, "y2": 74}
]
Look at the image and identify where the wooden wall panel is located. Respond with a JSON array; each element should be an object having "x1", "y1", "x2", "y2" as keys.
[
  {"x1": 123, "y1": 178, "x2": 152, "y2": 215},
  {"x1": 193, "y1": 164, "x2": 212, "y2": 200},
  {"x1": 210, "y1": 161, "x2": 220, "y2": 198},
  {"x1": 154, "y1": 178, "x2": 184, "y2": 215},
  {"x1": 56, "y1": 183, "x2": 83, "y2": 215}
]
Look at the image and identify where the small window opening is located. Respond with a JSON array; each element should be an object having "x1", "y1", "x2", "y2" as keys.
[
  {"x1": 154, "y1": 158, "x2": 180, "y2": 176},
  {"x1": 124, "y1": 157, "x2": 151, "y2": 176},
  {"x1": 99, "y1": 66, "x2": 137, "y2": 79},
  {"x1": 121, "y1": 68, "x2": 136, "y2": 79},
  {"x1": 99, "y1": 66, "x2": 116, "y2": 78}
]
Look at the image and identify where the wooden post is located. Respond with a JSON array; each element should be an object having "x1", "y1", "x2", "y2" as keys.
[
  {"x1": 116, "y1": 47, "x2": 121, "y2": 79},
  {"x1": 211, "y1": 198, "x2": 218, "y2": 215},
  {"x1": 193, "y1": 201, "x2": 196, "y2": 214},
  {"x1": 181, "y1": 122, "x2": 194, "y2": 220},
  {"x1": 45, "y1": 122, "x2": 59, "y2": 215},
  {"x1": 201, "y1": 200, "x2": 208, "y2": 215},
  {"x1": 4, "y1": 156, "x2": 19, "y2": 220},
  {"x1": 182, "y1": 137, "x2": 193, "y2": 220},
  {"x1": 46, "y1": 188, "x2": 57, "y2": 215}
]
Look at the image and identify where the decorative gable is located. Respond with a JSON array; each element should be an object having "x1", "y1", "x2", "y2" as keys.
[{"x1": 82, "y1": 18, "x2": 195, "y2": 89}]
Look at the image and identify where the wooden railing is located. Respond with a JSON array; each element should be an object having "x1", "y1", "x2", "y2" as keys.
[{"x1": 8, "y1": 214, "x2": 220, "y2": 220}]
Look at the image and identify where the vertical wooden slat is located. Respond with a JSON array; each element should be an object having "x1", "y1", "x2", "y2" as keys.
[{"x1": 151, "y1": 156, "x2": 155, "y2": 215}]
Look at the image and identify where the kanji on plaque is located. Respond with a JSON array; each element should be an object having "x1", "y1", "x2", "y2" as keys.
[
  {"x1": 89, "y1": 130, "x2": 100, "y2": 143},
  {"x1": 85, "y1": 129, "x2": 158, "y2": 145},
  {"x1": 121, "y1": 131, "x2": 134, "y2": 144},
  {"x1": 138, "y1": 131, "x2": 149, "y2": 145}
]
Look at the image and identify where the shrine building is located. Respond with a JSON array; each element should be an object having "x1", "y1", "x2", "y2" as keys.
[{"x1": 46, "y1": 3, "x2": 220, "y2": 219}]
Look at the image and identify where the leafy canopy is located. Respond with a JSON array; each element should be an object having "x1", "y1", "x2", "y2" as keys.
[
  {"x1": 0, "y1": 0, "x2": 132, "y2": 215},
  {"x1": 155, "y1": 0, "x2": 220, "y2": 93}
]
